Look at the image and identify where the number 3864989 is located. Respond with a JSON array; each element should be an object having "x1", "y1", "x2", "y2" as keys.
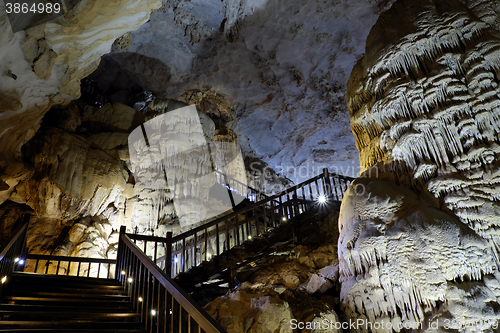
[{"x1": 5, "y1": 2, "x2": 61, "y2": 14}]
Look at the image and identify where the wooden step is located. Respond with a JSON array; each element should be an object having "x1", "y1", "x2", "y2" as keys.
[
  {"x1": 10, "y1": 272, "x2": 122, "y2": 286},
  {"x1": 4, "y1": 290, "x2": 130, "y2": 300},
  {"x1": 0, "y1": 304, "x2": 135, "y2": 312},
  {"x1": 0, "y1": 310, "x2": 140, "y2": 321},
  {"x1": 0, "y1": 327, "x2": 149, "y2": 333},
  {"x1": 6, "y1": 283, "x2": 128, "y2": 294},
  {"x1": 0, "y1": 272, "x2": 143, "y2": 331},
  {"x1": 2, "y1": 296, "x2": 131, "y2": 306},
  {"x1": 0, "y1": 321, "x2": 144, "y2": 329}
]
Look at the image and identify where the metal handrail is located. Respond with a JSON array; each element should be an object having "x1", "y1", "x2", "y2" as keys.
[
  {"x1": 127, "y1": 168, "x2": 354, "y2": 277},
  {"x1": 116, "y1": 227, "x2": 227, "y2": 333},
  {"x1": 213, "y1": 169, "x2": 268, "y2": 202},
  {"x1": 0, "y1": 213, "x2": 30, "y2": 296},
  {"x1": 0, "y1": 223, "x2": 27, "y2": 261}
]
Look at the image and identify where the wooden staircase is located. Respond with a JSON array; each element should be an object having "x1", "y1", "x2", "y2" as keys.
[
  {"x1": 0, "y1": 272, "x2": 145, "y2": 332},
  {"x1": 0, "y1": 168, "x2": 354, "y2": 333}
]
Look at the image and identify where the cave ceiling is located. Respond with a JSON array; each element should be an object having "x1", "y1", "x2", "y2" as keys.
[{"x1": 100, "y1": 0, "x2": 395, "y2": 183}]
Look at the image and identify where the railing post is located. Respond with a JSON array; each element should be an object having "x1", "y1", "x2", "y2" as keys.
[
  {"x1": 292, "y1": 191, "x2": 299, "y2": 218},
  {"x1": 223, "y1": 173, "x2": 236, "y2": 209},
  {"x1": 323, "y1": 168, "x2": 333, "y2": 199},
  {"x1": 259, "y1": 171, "x2": 266, "y2": 201},
  {"x1": 20, "y1": 213, "x2": 31, "y2": 267},
  {"x1": 229, "y1": 262, "x2": 237, "y2": 289},
  {"x1": 270, "y1": 200, "x2": 276, "y2": 227},
  {"x1": 165, "y1": 232, "x2": 172, "y2": 278},
  {"x1": 115, "y1": 226, "x2": 126, "y2": 280}
]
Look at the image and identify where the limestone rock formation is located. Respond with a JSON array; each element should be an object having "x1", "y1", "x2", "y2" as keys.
[
  {"x1": 203, "y1": 210, "x2": 342, "y2": 332},
  {"x1": 105, "y1": 0, "x2": 398, "y2": 184},
  {"x1": 340, "y1": 0, "x2": 500, "y2": 331},
  {"x1": 15, "y1": 102, "x2": 140, "y2": 258},
  {"x1": 0, "y1": 0, "x2": 161, "y2": 201}
]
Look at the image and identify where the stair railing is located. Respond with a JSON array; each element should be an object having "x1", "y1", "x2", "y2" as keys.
[
  {"x1": 127, "y1": 168, "x2": 354, "y2": 277},
  {"x1": 0, "y1": 213, "x2": 30, "y2": 296},
  {"x1": 23, "y1": 254, "x2": 116, "y2": 278},
  {"x1": 116, "y1": 226, "x2": 227, "y2": 333},
  {"x1": 214, "y1": 170, "x2": 268, "y2": 202}
]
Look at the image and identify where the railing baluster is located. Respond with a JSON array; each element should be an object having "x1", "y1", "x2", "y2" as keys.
[
  {"x1": 244, "y1": 211, "x2": 250, "y2": 240},
  {"x1": 182, "y1": 238, "x2": 186, "y2": 273},
  {"x1": 204, "y1": 229, "x2": 208, "y2": 262},
  {"x1": 194, "y1": 232, "x2": 198, "y2": 266},
  {"x1": 262, "y1": 202, "x2": 267, "y2": 232},
  {"x1": 234, "y1": 217, "x2": 239, "y2": 246},
  {"x1": 254, "y1": 207, "x2": 259, "y2": 236},
  {"x1": 270, "y1": 200, "x2": 276, "y2": 227},
  {"x1": 154, "y1": 241, "x2": 158, "y2": 265},
  {"x1": 216, "y1": 224, "x2": 220, "y2": 256},
  {"x1": 315, "y1": 179, "x2": 321, "y2": 197},
  {"x1": 225, "y1": 222, "x2": 229, "y2": 251},
  {"x1": 166, "y1": 232, "x2": 172, "y2": 277}
]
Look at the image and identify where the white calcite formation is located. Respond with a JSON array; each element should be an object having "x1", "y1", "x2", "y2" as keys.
[
  {"x1": 0, "y1": 0, "x2": 161, "y2": 254},
  {"x1": 16, "y1": 103, "x2": 141, "y2": 259},
  {"x1": 108, "y1": 0, "x2": 397, "y2": 184},
  {"x1": 128, "y1": 103, "x2": 242, "y2": 232},
  {"x1": 339, "y1": 0, "x2": 500, "y2": 331},
  {"x1": 0, "y1": 0, "x2": 160, "y2": 165}
]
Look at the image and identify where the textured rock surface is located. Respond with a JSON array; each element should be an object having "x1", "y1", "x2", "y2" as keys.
[
  {"x1": 340, "y1": 0, "x2": 500, "y2": 331},
  {"x1": 106, "y1": 0, "x2": 397, "y2": 184},
  {"x1": 16, "y1": 102, "x2": 139, "y2": 258},
  {"x1": 0, "y1": 0, "x2": 161, "y2": 162},
  {"x1": 204, "y1": 211, "x2": 342, "y2": 332},
  {"x1": 0, "y1": 0, "x2": 161, "y2": 243}
]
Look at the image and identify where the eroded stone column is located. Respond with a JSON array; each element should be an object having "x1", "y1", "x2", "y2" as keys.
[{"x1": 339, "y1": 0, "x2": 500, "y2": 331}]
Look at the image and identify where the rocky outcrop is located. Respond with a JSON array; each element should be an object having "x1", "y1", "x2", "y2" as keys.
[
  {"x1": 205, "y1": 241, "x2": 341, "y2": 333},
  {"x1": 340, "y1": 0, "x2": 500, "y2": 331},
  {"x1": 0, "y1": 0, "x2": 161, "y2": 202},
  {"x1": 105, "y1": 0, "x2": 399, "y2": 184},
  {"x1": 13, "y1": 102, "x2": 140, "y2": 258}
]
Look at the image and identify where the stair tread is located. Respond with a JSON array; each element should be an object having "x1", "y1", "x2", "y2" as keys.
[
  {"x1": 0, "y1": 321, "x2": 143, "y2": 328},
  {"x1": 0, "y1": 329, "x2": 146, "y2": 333},
  {"x1": 0, "y1": 304, "x2": 135, "y2": 312},
  {"x1": 4, "y1": 291, "x2": 129, "y2": 299},
  {"x1": 7, "y1": 281, "x2": 125, "y2": 291},
  {"x1": 0, "y1": 310, "x2": 140, "y2": 317},
  {"x1": 10, "y1": 273, "x2": 121, "y2": 285}
]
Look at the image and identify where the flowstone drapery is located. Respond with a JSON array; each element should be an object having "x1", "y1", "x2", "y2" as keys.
[{"x1": 339, "y1": 0, "x2": 500, "y2": 331}]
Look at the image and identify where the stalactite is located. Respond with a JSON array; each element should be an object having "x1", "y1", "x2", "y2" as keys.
[{"x1": 341, "y1": 0, "x2": 500, "y2": 331}]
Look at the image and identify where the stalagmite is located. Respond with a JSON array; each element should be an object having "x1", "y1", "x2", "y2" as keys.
[{"x1": 339, "y1": 0, "x2": 500, "y2": 331}]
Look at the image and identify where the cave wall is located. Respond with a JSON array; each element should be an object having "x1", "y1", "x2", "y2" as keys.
[
  {"x1": 0, "y1": 0, "x2": 161, "y2": 256},
  {"x1": 104, "y1": 0, "x2": 398, "y2": 184},
  {"x1": 339, "y1": 0, "x2": 500, "y2": 330}
]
